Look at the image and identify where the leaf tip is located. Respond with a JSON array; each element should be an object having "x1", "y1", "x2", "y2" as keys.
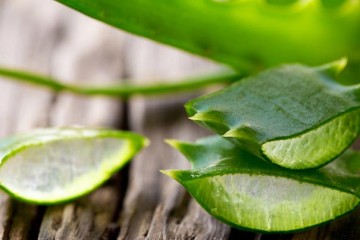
[
  {"x1": 164, "y1": 139, "x2": 181, "y2": 149},
  {"x1": 165, "y1": 139, "x2": 193, "y2": 164},
  {"x1": 188, "y1": 112, "x2": 204, "y2": 121},
  {"x1": 223, "y1": 129, "x2": 238, "y2": 138},
  {"x1": 317, "y1": 57, "x2": 348, "y2": 78},
  {"x1": 160, "y1": 169, "x2": 179, "y2": 180},
  {"x1": 142, "y1": 137, "x2": 151, "y2": 148},
  {"x1": 188, "y1": 112, "x2": 215, "y2": 124},
  {"x1": 165, "y1": 139, "x2": 195, "y2": 164},
  {"x1": 332, "y1": 57, "x2": 348, "y2": 74}
]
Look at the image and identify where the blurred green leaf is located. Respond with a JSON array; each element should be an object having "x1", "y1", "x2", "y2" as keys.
[
  {"x1": 57, "y1": 0, "x2": 360, "y2": 78},
  {"x1": 0, "y1": 66, "x2": 241, "y2": 98}
]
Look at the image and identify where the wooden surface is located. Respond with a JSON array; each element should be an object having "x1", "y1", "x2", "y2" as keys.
[{"x1": 0, "y1": 0, "x2": 359, "y2": 239}]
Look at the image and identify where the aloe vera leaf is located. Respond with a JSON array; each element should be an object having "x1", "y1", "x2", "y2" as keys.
[
  {"x1": 0, "y1": 67, "x2": 241, "y2": 98},
  {"x1": 0, "y1": 127, "x2": 148, "y2": 204},
  {"x1": 186, "y1": 59, "x2": 360, "y2": 169},
  {"x1": 163, "y1": 136, "x2": 360, "y2": 233},
  {"x1": 56, "y1": 0, "x2": 360, "y2": 75}
]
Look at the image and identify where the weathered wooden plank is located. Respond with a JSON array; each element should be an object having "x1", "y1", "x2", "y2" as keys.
[
  {"x1": 39, "y1": 185, "x2": 122, "y2": 240},
  {"x1": 0, "y1": 197, "x2": 12, "y2": 239},
  {"x1": 0, "y1": 0, "x2": 62, "y2": 238},
  {"x1": 117, "y1": 38, "x2": 231, "y2": 240}
]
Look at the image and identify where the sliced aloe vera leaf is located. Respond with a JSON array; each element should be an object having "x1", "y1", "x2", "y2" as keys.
[
  {"x1": 163, "y1": 136, "x2": 360, "y2": 233},
  {"x1": 0, "y1": 127, "x2": 148, "y2": 204},
  {"x1": 56, "y1": 0, "x2": 360, "y2": 75},
  {"x1": 186, "y1": 60, "x2": 360, "y2": 169}
]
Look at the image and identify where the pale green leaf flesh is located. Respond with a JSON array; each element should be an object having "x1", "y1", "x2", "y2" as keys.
[
  {"x1": 0, "y1": 128, "x2": 148, "y2": 204},
  {"x1": 56, "y1": 0, "x2": 360, "y2": 79},
  {"x1": 262, "y1": 108, "x2": 360, "y2": 168},
  {"x1": 186, "y1": 61, "x2": 360, "y2": 169},
  {"x1": 178, "y1": 174, "x2": 358, "y2": 232},
  {"x1": 164, "y1": 136, "x2": 360, "y2": 232}
]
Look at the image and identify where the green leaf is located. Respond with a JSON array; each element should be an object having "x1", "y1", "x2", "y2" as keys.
[
  {"x1": 56, "y1": 0, "x2": 360, "y2": 76},
  {"x1": 0, "y1": 127, "x2": 148, "y2": 204},
  {"x1": 163, "y1": 136, "x2": 360, "y2": 233},
  {"x1": 0, "y1": 67, "x2": 241, "y2": 98},
  {"x1": 186, "y1": 59, "x2": 360, "y2": 169}
]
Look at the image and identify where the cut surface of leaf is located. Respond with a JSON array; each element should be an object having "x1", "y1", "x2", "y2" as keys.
[
  {"x1": 56, "y1": 0, "x2": 360, "y2": 78},
  {"x1": 163, "y1": 136, "x2": 360, "y2": 232},
  {"x1": 186, "y1": 60, "x2": 360, "y2": 169},
  {"x1": 0, "y1": 128, "x2": 148, "y2": 204}
]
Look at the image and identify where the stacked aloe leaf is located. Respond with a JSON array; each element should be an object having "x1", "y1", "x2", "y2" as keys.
[{"x1": 164, "y1": 59, "x2": 360, "y2": 232}]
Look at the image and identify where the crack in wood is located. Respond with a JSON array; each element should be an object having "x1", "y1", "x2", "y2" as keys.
[
  {"x1": 168, "y1": 192, "x2": 191, "y2": 225},
  {"x1": 0, "y1": 196, "x2": 13, "y2": 240}
]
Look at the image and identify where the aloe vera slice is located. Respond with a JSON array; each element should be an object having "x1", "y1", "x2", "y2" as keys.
[
  {"x1": 0, "y1": 127, "x2": 148, "y2": 204},
  {"x1": 56, "y1": 0, "x2": 360, "y2": 75},
  {"x1": 163, "y1": 136, "x2": 360, "y2": 232},
  {"x1": 186, "y1": 60, "x2": 360, "y2": 169}
]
